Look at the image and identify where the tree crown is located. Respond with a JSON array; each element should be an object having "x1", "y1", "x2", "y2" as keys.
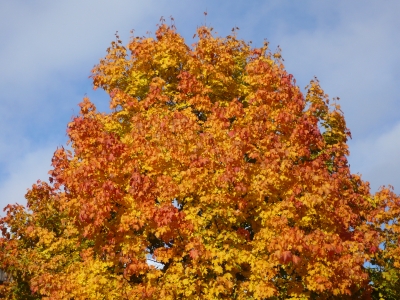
[{"x1": 0, "y1": 22, "x2": 399, "y2": 299}]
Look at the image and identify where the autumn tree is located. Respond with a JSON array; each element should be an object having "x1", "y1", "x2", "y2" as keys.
[{"x1": 1, "y1": 21, "x2": 399, "y2": 299}]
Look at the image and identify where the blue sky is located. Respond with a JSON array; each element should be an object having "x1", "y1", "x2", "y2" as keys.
[{"x1": 1, "y1": 1, "x2": 399, "y2": 214}]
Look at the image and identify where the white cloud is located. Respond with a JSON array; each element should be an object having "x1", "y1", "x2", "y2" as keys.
[
  {"x1": 1, "y1": 1, "x2": 155, "y2": 100},
  {"x1": 276, "y1": 1, "x2": 400, "y2": 138},
  {"x1": 348, "y1": 122, "x2": 400, "y2": 194},
  {"x1": 0, "y1": 144, "x2": 56, "y2": 216}
]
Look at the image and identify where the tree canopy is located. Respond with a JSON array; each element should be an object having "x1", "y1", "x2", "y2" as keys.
[{"x1": 1, "y1": 22, "x2": 399, "y2": 299}]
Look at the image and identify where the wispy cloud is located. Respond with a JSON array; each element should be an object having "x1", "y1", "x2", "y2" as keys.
[
  {"x1": 349, "y1": 122, "x2": 400, "y2": 193},
  {"x1": 275, "y1": 1, "x2": 400, "y2": 137},
  {"x1": 0, "y1": 144, "x2": 56, "y2": 213}
]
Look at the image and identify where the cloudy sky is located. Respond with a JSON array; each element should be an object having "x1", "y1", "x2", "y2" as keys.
[{"x1": 1, "y1": 1, "x2": 399, "y2": 214}]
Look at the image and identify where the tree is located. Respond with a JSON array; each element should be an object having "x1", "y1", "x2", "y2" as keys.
[{"x1": 1, "y1": 21, "x2": 399, "y2": 299}]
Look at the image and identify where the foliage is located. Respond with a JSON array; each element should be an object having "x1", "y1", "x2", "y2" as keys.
[
  {"x1": 367, "y1": 188, "x2": 400, "y2": 299},
  {"x1": 1, "y1": 21, "x2": 399, "y2": 299}
]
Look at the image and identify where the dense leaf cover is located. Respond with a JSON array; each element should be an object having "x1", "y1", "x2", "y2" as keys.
[{"x1": 1, "y1": 23, "x2": 399, "y2": 299}]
